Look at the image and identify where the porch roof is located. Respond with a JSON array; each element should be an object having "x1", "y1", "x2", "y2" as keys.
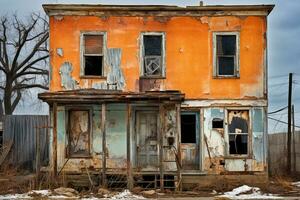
[{"x1": 38, "y1": 89, "x2": 185, "y2": 104}]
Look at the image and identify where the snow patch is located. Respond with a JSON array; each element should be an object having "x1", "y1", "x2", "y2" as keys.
[
  {"x1": 219, "y1": 185, "x2": 282, "y2": 199},
  {"x1": 108, "y1": 190, "x2": 145, "y2": 200},
  {"x1": 291, "y1": 181, "x2": 300, "y2": 187}
]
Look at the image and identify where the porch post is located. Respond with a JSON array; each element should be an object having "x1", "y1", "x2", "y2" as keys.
[
  {"x1": 101, "y1": 103, "x2": 107, "y2": 187},
  {"x1": 159, "y1": 104, "x2": 164, "y2": 191},
  {"x1": 126, "y1": 103, "x2": 133, "y2": 189},
  {"x1": 53, "y1": 102, "x2": 58, "y2": 178}
]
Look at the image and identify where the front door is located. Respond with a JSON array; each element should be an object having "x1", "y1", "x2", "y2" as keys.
[
  {"x1": 180, "y1": 112, "x2": 200, "y2": 170},
  {"x1": 135, "y1": 111, "x2": 159, "y2": 170}
]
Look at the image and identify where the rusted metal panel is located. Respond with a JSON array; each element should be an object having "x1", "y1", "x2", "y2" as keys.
[{"x1": 84, "y1": 35, "x2": 103, "y2": 54}]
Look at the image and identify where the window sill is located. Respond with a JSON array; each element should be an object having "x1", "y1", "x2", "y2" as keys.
[
  {"x1": 224, "y1": 155, "x2": 252, "y2": 159},
  {"x1": 140, "y1": 76, "x2": 166, "y2": 79},
  {"x1": 213, "y1": 76, "x2": 240, "y2": 79},
  {"x1": 80, "y1": 76, "x2": 107, "y2": 79}
]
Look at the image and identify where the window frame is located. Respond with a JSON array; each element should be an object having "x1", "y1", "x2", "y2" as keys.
[
  {"x1": 140, "y1": 32, "x2": 166, "y2": 78},
  {"x1": 65, "y1": 107, "x2": 93, "y2": 158},
  {"x1": 225, "y1": 108, "x2": 252, "y2": 158},
  {"x1": 213, "y1": 32, "x2": 240, "y2": 78},
  {"x1": 80, "y1": 31, "x2": 107, "y2": 78}
]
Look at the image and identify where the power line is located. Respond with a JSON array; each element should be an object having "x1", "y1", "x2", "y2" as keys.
[
  {"x1": 268, "y1": 106, "x2": 288, "y2": 114},
  {"x1": 268, "y1": 117, "x2": 300, "y2": 129}
]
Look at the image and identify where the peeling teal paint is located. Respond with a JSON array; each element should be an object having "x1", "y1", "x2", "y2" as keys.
[
  {"x1": 252, "y1": 108, "x2": 264, "y2": 163},
  {"x1": 92, "y1": 108, "x2": 102, "y2": 154},
  {"x1": 106, "y1": 104, "x2": 126, "y2": 159},
  {"x1": 57, "y1": 106, "x2": 66, "y2": 142}
]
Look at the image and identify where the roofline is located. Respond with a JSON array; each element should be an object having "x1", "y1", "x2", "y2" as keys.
[{"x1": 42, "y1": 4, "x2": 274, "y2": 16}]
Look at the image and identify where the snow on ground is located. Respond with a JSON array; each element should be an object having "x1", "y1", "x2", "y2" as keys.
[
  {"x1": 218, "y1": 185, "x2": 282, "y2": 199},
  {"x1": 0, "y1": 189, "x2": 145, "y2": 200},
  {"x1": 291, "y1": 181, "x2": 300, "y2": 187}
]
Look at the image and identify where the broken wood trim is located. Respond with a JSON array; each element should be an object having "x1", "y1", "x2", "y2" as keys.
[
  {"x1": 101, "y1": 103, "x2": 107, "y2": 187},
  {"x1": 126, "y1": 103, "x2": 133, "y2": 190},
  {"x1": 176, "y1": 104, "x2": 182, "y2": 191},
  {"x1": 53, "y1": 102, "x2": 58, "y2": 178},
  {"x1": 43, "y1": 4, "x2": 274, "y2": 16}
]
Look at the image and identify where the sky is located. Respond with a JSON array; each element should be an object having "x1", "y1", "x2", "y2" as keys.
[{"x1": 0, "y1": 0, "x2": 299, "y2": 133}]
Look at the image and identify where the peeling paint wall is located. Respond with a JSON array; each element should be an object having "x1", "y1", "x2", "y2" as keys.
[
  {"x1": 49, "y1": 15, "x2": 267, "y2": 99},
  {"x1": 202, "y1": 107, "x2": 266, "y2": 174}
]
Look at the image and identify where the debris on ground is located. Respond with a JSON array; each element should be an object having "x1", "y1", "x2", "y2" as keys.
[
  {"x1": 218, "y1": 185, "x2": 282, "y2": 199},
  {"x1": 54, "y1": 187, "x2": 79, "y2": 197},
  {"x1": 109, "y1": 190, "x2": 145, "y2": 199}
]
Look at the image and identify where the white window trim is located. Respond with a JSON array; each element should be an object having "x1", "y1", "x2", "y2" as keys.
[
  {"x1": 80, "y1": 31, "x2": 107, "y2": 77},
  {"x1": 140, "y1": 32, "x2": 166, "y2": 78},
  {"x1": 213, "y1": 32, "x2": 240, "y2": 78}
]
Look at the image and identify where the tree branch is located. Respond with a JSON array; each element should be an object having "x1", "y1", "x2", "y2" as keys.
[
  {"x1": 13, "y1": 83, "x2": 49, "y2": 91},
  {"x1": 11, "y1": 89, "x2": 21, "y2": 112},
  {"x1": 14, "y1": 54, "x2": 49, "y2": 79}
]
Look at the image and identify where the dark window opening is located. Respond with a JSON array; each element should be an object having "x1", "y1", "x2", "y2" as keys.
[
  {"x1": 67, "y1": 110, "x2": 90, "y2": 157},
  {"x1": 83, "y1": 34, "x2": 103, "y2": 76},
  {"x1": 143, "y1": 35, "x2": 163, "y2": 76},
  {"x1": 181, "y1": 114, "x2": 196, "y2": 143},
  {"x1": 212, "y1": 118, "x2": 223, "y2": 129},
  {"x1": 84, "y1": 56, "x2": 102, "y2": 76},
  {"x1": 229, "y1": 135, "x2": 248, "y2": 154},
  {"x1": 216, "y1": 35, "x2": 237, "y2": 76},
  {"x1": 228, "y1": 110, "x2": 249, "y2": 155}
]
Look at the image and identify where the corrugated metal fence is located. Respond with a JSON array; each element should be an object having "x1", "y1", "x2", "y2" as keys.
[
  {"x1": 3, "y1": 115, "x2": 49, "y2": 170},
  {"x1": 269, "y1": 131, "x2": 300, "y2": 175}
]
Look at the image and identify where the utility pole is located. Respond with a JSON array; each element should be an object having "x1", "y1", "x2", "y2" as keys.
[
  {"x1": 287, "y1": 73, "x2": 293, "y2": 173},
  {"x1": 292, "y1": 105, "x2": 296, "y2": 173}
]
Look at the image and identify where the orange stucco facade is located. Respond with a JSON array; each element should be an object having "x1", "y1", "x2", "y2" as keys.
[{"x1": 49, "y1": 14, "x2": 267, "y2": 99}]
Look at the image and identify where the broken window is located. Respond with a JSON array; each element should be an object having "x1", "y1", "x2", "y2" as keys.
[
  {"x1": 181, "y1": 114, "x2": 196, "y2": 143},
  {"x1": 82, "y1": 34, "x2": 104, "y2": 76},
  {"x1": 212, "y1": 118, "x2": 224, "y2": 129},
  {"x1": 142, "y1": 33, "x2": 165, "y2": 77},
  {"x1": 214, "y1": 33, "x2": 239, "y2": 77},
  {"x1": 67, "y1": 110, "x2": 90, "y2": 157},
  {"x1": 228, "y1": 110, "x2": 249, "y2": 155}
]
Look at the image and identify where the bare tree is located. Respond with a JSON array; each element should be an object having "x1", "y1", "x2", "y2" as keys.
[{"x1": 0, "y1": 13, "x2": 49, "y2": 115}]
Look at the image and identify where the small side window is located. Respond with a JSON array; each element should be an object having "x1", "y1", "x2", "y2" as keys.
[
  {"x1": 141, "y1": 33, "x2": 165, "y2": 77},
  {"x1": 212, "y1": 118, "x2": 224, "y2": 129},
  {"x1": 213, "y1": 33, "x2": 239, "y2": 77},
  {"x1": 82, "y1": 34, "x2": 104, "y2": 76}
]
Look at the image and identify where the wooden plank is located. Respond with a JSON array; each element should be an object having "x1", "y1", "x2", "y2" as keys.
[
  {"x1": 53, "y1": 103, "x2": 58, "y2": 177},
  {"x1": 101, "y1": 103, "x2": 107, "y2": 187},
  {"x1": 0, "y1": 140, "x2": 13, "y2": 166},
  {"x1": 126, "y1": 104, "x2": 133, "y2": 189}
]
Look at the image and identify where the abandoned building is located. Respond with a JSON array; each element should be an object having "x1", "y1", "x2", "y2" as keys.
[{"x1": 39, "y1": 3, "x2": 274, "y2": 190}]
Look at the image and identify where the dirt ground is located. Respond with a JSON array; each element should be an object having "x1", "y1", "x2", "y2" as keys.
[{"x1": 1, "y1": 171, "x2": 300, "y2": 199}]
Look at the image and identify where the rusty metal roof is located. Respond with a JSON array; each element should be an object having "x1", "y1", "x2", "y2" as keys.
[{"x1": 38, "y1": 89, "x2": 185, "y2": 104}]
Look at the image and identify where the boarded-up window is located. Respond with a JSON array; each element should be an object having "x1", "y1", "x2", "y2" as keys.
[
  {"x1": 228, "y1": 110, "x2": 249, "y2": 155},
  {"x1": 142, "y1": 34, "x2": 164, "y2": 77},
  {"x1": 83, "y1": 34, "x2": 104, "y2": 76},
  {"x1": 67, "y1": 110, "x2": 90, "y2": 157},
  {"x1": 215, "y1": 34, "x2": 238, "y2": 76}
]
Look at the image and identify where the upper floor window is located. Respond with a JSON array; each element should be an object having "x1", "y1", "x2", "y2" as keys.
[
  {"x1": 213, "y1": 32, "x2": 239, "y2": 77},
  {"x1": 141, "y1": 32, "x2": 165, "y2": 78},
  {"x1": 81, "y1": 32, "x2": 105, "y2": 77}
]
